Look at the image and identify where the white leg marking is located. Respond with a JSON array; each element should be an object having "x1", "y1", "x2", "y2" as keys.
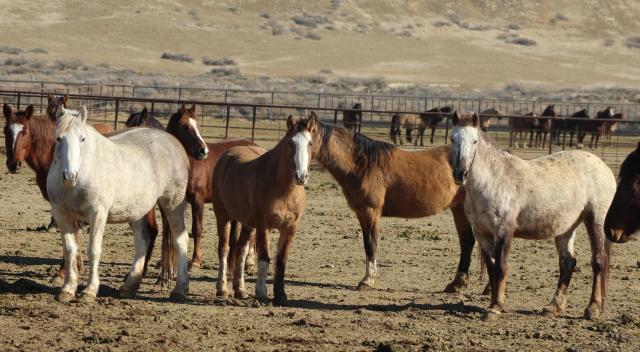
[{"x1": 256, "y1": 260, "x2": 269, "y2": 298}]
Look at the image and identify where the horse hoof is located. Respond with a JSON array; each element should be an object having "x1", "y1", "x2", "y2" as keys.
[
  {"x1": 584, "y1": 304, "x2": 601, "y2": 320},
  {"x1": 273, "y1": 294, "x2": 288, "y2": 306},
  {"x1": 216, "y1": 290, "x2": 230, "y2": 299},
  {"x1": 444, "y1": 280, "x2": 467, "y2": 294},
  {"x1": 56, "y1": 291, "x2": 75, "y2": 303},
  {"x1": 47, "y1": 226, "x2": 58, "y2": 234},
  {"x1": 356, "y1": 281, "x2": 373, "y2": 291},
  {"x1": 118, "y1": 286, "x2": 136, "y2": 299},
  {"x1": 50, "y1": 275, "x2": 64, "y2": 286},
  {"x1": 169, "y1": 291, "x2": 187, "y2": 302},
  {"x1": 481, "y1": 284, "x2": 491, "y2": 296},
  {"x1": 234, "y1": 289, "x2": 249, "y2": 300},
  {"x1": 78, "y1": 292, "x2": 96, "y2": 303},
  {"x1": 542, "y1": 304, "x2": 561, "y2": 317},
  {"x1": 188, "y1": 260, "x2": 201, "y2": 272},
  {"x1": 482, "y1": 308, "x2": 502, "y2": 321}
]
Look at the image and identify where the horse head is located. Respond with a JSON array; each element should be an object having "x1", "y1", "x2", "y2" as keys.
[
  {"x1": 46, "y1": 94, "x2": 68, "y2": 122},
  {"x1": 3, "y1": 103, "x2": 35, "y2": 173},
  {"x1": 605, "y1": 142, "x2": 640, "y2": 243},
  {"x1": 451, "y1": 111, "x2": 481, "y2": 185},
  {"x1": 167, "y1": 104, "x2": 209, "y2": 160},
  {"x1": 287, "y1": 111, "x2": 321, "y2": 185},
  {"x1": 55, "y1": 106, "x2": 89, "y2": 188},
  {"x1": 125, "y1": 107, "x2": 149, "y2": 127}
]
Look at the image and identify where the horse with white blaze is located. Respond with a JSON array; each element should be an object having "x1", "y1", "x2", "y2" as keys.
[
  {"x1": 450, "y1": 111, "x2": 615, "y2": 321},
  {"x1": 47, "y1": 106, "x2": 191, "y2": 303}
]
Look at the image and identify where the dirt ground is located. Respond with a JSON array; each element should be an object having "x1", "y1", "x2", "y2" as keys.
[{"x1": 0, "y1": 154, "x2": 639, "y2": 352}]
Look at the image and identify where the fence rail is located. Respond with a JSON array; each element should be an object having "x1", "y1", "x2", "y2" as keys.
[{"x1": 1, "y1": 90, "x2": 639, "y2": 175}]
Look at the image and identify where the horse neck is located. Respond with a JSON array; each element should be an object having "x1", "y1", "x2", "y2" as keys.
[
  {"x1": 317, "y1": 130, "x2": 358, "y2": 184},
  {"x1": 264, "y1": 139, "x2": 297, "y2": 194},
  {"x1": 24, "y1": 118, "x2": 56, "y2": 174},
  {"x1": 466, "y1": 134, "x2": 516, "y2": 194}
]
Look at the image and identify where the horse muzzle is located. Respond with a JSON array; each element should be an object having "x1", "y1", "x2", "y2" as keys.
[
  {"x1": 62, "y1": 170, "x2": 79, "y2": 188},
  {"x1": 294, "y1": 171, "x2": 309, "y2": 186},
  {"x1": 195, "y1": 147, "x2": 209, "y2": 160},
  {"x1": 453, "y1": 169, "x2": 467, "y2": 186},
  {"x1": 6, "y1": 160, "x2": 21, "y2": 174}
]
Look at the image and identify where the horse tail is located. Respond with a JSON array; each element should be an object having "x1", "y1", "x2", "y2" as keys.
[{"x1": 227, "y1": 220, "x2": 239, "y2": 274}]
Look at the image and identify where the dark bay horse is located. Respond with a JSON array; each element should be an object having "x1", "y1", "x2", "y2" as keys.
[
  {"x1": 294, "y1": 112, "x2": 477, "y2": 293},
  {"x1": 164, "y1": 104, "x2": 257, "y2": 269},
  {"x1": 212, "y1": 115, "x2": 311, "y2": 305},
  {"x1": 420, "y1": 106, "x2": 453, "y2": 145},
  {"x1": 342, "y1": 102, "x2": 362, "y2": 132},
  {"x1": 126, "y1": 107, "x2": 164, "y2": 129},
  {"x1": 605, "y1": 143, "x2": 640, "y2": 243},
  {"x1": 389, "y1": 106, "x2": 452, "y2": 146}
]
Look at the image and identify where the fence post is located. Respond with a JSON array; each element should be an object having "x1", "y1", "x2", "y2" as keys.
[
  {"x1": 40, "y1": 82, "x2": 44, "y2": 115},
  {"x1": 444, "y1": 114, "x2": 450, "y2": 144},
  {"x1": 251, "y1": 106, "x2": 257, "y2": 142},
  {"x1": 225, "y1": 105, "x2": 231, "y2": 139},
  {"x1": 334, "y1": 109, "x2": 338, "y2": 125},
  {"x1": 114, "y1": 99, "x2": 120, "y2": 130},
  {"x1": 150, "y1": 102, "x2": 155, "y2": 117},
  {"x1": 16, "y1": 93, "x2": 21, "y2": 110},
  {"x1": 548, "y1": 120, "x2": 554, "y2": 155},
  {"x1": 269, "y1": 87, "x2": 274, "y2": 120},
  {"x1": 317, "y1": 86, "x2": 323, "y2": 109}
]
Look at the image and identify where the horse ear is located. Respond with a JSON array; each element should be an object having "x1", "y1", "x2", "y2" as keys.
[
  {"x1": 141, "y1": 107, "x2": 148, "y2": 119},
  {"x1": 3, "y1": 103, "x2": 12, "y2": 119},
  {"x1": 286, "y1": 115, "x2": 296, "y2": 132},
  {"x1": 452, "y1": 111, "x2": 460, "y2": 126},
  {"x1": 47, "y1": 94, "x2": 53, "y2": 103},
  {"x1": 80, "y1": 106, "x2": 88, "y2": 124},
  {"x1": 472, "y1": 112, "x2": 480, "y2": 128},
  {"x1": 62, "y1": 95, "x2": 68, "y2": 107},
  {"x1": 189, "y1": 104, "x2": 196, "y2": 114},
  {"x1": 179, "y1": 104, "x2": 186, "y2": 114},
  {"x1": 25, "y1": 105, "x2": 34, "y2": 120},
  {"x1": 307, "y1": 111, "x2": 318, "y2": 131}
]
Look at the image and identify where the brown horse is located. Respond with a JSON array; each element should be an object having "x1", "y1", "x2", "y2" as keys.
[
  {"x1": 342, "y1": 102, "x2": 362, "y2": 132},
  {"x1": 164, "y1": 104, "x2": 257, "y2": 270},
  {"x1": 389, "y1": 113, "x2": 421, "y2": 145},
  {"x1": 582, "y1": 107, "x2": 621, "y2": 149},
  {"x1": 509, "y1": 111, "x2": 538, "y2": 148},
  {"x1": 212, "y1": 114, "x2": 312, "y2": 305},
  {"x1": 294, "y1": 112, "x2": 477, "y2": 292},
  {"x1": 125, "y1": 107, "x2": 165, "y2": 129},
  {"x1": 419, "y1": 106, "x2": 453, "y2": 145},
  {"x1": 605, "y1": 143, "x2": 640, "y2": 244}
]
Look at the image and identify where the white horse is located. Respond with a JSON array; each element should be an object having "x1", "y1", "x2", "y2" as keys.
[
  {"x1": 47, "y1": 106, "x2": 191, "y2": 302},
  {"x1": 450, "y1": 111, "x2": 616, "y2": 321}
]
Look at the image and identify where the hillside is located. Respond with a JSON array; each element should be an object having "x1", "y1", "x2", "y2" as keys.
[{"x1": 1, "y1": 0, "x2": 640, "y2": 96}]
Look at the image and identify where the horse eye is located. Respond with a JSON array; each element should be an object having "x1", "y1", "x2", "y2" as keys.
[
  {"x1": 449, "y1": 138, "x2": 453, "y2": 143},
  {"x1": 56, "y1": 137, "x2": 61, "y2": 142},
  {"x1": 309, "y1": 141, "x2": 313, "y2": 146},
  {"x1": 81, "y1": 136, "x2": 86, "y2": 142},
  {"x1": 474, "y1": 140, "x2": 478, "y2": 144}
]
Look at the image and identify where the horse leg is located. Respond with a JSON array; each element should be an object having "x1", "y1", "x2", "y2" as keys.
[
  {"x1": 245, "y1": 236, "x2": 257, "y2": 275},
  {"x1": 584, "y1": 214, "x2": 609, "y2": 320},
  {"x1": 47, "y1": 216, "x2": 58, "y2": 233},
  {"x1": 255, "y1": 227, "x2": 271, "y2": 301},
  {"x1": 444, "y1": 204, "x2": 475, "y2": 293},
  {"x1": 355, "y1": 208, "x2": 381, "y2": 290},
  {"x1": 77, "y1": 209, "x2": 108, "y2": 302},
  {"x1": 157, "y1": 207, "x2": 173, "y2": 285},
  {"x1": 52, "y1": 225, "x2": 82, "y2": 285},
  {"x1": 232, "y1": 225, "x2": 255, "y2": 299},
  {"x1": 55, "y1": 212, "x2": 80, "y2": 303},
  {"x1": 418, "y1": 127, "x2": 425, "y2": 146},
  {"x1": 188, "y1": 196, "x2": 205, "y2": 271},
  {"x1": 273, "y1": 224, "x2": 298, "y2": 306},
  {"x1": 141, "y1": 208, "x2": 159, "y2": 277},
  {"x1": 543, "y1": 230, "x2": 577, "y2": 316},
  {"x1": 485, "y1": 229, "x2": 512, "y2": 321},
  {"x1": 430, "y1": 126, "x2": 436, "y2": 144},
  {"x1": 475, "y1": 234, "x2": 496, "y2": 317},
  {"x1": 163, "y1": 201, "x2": 189, "y2": 301},
  {"x1": 215, "y1": 213, "x2": 231, "y2": 298},
  {"x1": 119, "y1": 217, "x2": 154, "y2": 299}
]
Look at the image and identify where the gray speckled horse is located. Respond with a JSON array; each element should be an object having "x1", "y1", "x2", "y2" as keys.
[
  {"x1": 451, "y1": 111, "x2": 615, "y2": 321},
  {"x1": 47, "y1": 106, "x2": 190, "y2": 303}
]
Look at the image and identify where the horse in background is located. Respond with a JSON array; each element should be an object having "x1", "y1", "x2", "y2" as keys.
[
  {"x1": 580, "y1": 107, "x2": 621, "y2": 149},
  {"x1": 48, "y1": 106, "x2": 191, "y2": 303},
  {"x1": 390, "y1": 112, "x2": 421, "y2": 146},
  {"x1": 126, "y1": 107, "x2": 165, "y2": 129},
  {"x1": 531, "y1": 104, "x2": 556, "y2": 149},
  {"x1": 451, "y1": 111, "x2": 615, "y2": 320},
  {"x1": 212, "y1": 114, "x2": 312, "y2": 305},
  {"x1": 509, "y1": 110, "x2": 537, "y2": 148},
  {"x1": 293, "y1": 112, "x2": 480, "y2": 293},
  {"x1": 605, "y1": 143, "x2": 640, "y2": 244},
  {"x1": 478, "y1": 107, "x2": 502, "y2": 132},
  {"x1": 342, "y1": 102, "x2": 362, "y2": 132},
  {"x1": 419, "y1": 106, "x2": 453, "y2": 145}
]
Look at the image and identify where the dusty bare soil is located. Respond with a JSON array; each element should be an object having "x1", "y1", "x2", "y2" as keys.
[{"x1": 1, "y1": 153, "x2": 640, "y2": 351}]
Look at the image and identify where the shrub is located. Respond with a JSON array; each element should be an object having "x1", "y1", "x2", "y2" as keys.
[
  {"x1": 263, "y1": 20, "x2": 286, "y2": 36},
  {"x1": 291, "y1": 12, "x2": 331, "y2": 28},
  {"x1": 52, "y1": 59, "x2": 84, "y2": 70},
  {"x1": 161, "y1": 52, "x2": 194, "y2": 63},
  {"x1": 0, "y1": 46, "x2": 23, "y2": 55},
  {"x1": 28, "y1": 48, "x2": 48, "y2": 54},
  {"x1": 625, "y1": 36, "x2": 640, "y2": 49},
  {"x1": 511, "y1": 37, "x2": 537, "y2": 46},
  {"x1": 209, "y1": 67, "x2": 240, "y2": 76},
  {"x1": 4, "y1": 57, "x2": 28, "y2": 66},
  {"x1": 202, "y1": 57, "x2": 237, "y2": 66}
]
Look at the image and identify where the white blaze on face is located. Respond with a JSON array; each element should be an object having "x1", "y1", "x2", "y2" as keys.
[
  {"x1": 291, "y1": 130, "x2": 312, "y2": 184},
  {"x1": 189, "y1": 118, "x2": 208, "y2": 155},
  {"x1": 9, "y1": 123, "x2": 23, "y2": 151},
  {"x1": 451, "y1": 126, "x2": 479, "y2": 178}
]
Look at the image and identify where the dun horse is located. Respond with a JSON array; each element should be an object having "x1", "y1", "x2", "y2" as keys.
[
  {"x1": 293, "y1": 112, "x2": 477, "y2": 293},
  {"x1": 212, "y1": 115, "x2": 312, "y2": 305},
  {"x1": 451, "y1": 111, "x2": 615, "y2": 320},
  {"x1": 605, "y1": 144, "x2": 640, "y2": 243},
  {"x1": 389, "y1": 106, "x2": 452, "y2": 146},
  {"x1": 48, "y1": 106, "x2": 191, "y2": 302}
]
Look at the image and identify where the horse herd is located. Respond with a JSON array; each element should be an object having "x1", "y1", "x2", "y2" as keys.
[
  {"x1": 2, "y1": 95, "x2": 638, "y2": 322},
  {"x1": 341, "y1": 102, "x2": 624, "y2": 150}
]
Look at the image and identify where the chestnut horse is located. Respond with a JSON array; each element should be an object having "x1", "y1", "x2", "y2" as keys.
[
  {"x1": 605, "y1": 143, "x2": 640, "y2": 243},
  {"x1": 212, "y1": 115, "x2": 312, "y2": 305},
  {"x1": 294, "y1": 112, "x2": 477, "y2": 292},
  {"x1": 164, "y1": 104, "x2": 257, "y2": 270}
]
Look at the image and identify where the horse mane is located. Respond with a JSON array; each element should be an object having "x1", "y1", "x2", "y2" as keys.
[
  {"x1": 619, "y1": 147, "x2": 640, "y2": 179},
  {"x1": 29, "y1": 117, "x2": 57, "y2": 151},
  {"x1": 571, "y1": 109, "x2": 589, "y2": 118},
  {"x1": 56, "y1": 109, "x2": 85, "y2": 135},
  {"x1": 318, "y1": 121, "x2": 395, "y2": 173},
  {"x1": 541, "y1": 104, "x2": 556, "y2": 116}
]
